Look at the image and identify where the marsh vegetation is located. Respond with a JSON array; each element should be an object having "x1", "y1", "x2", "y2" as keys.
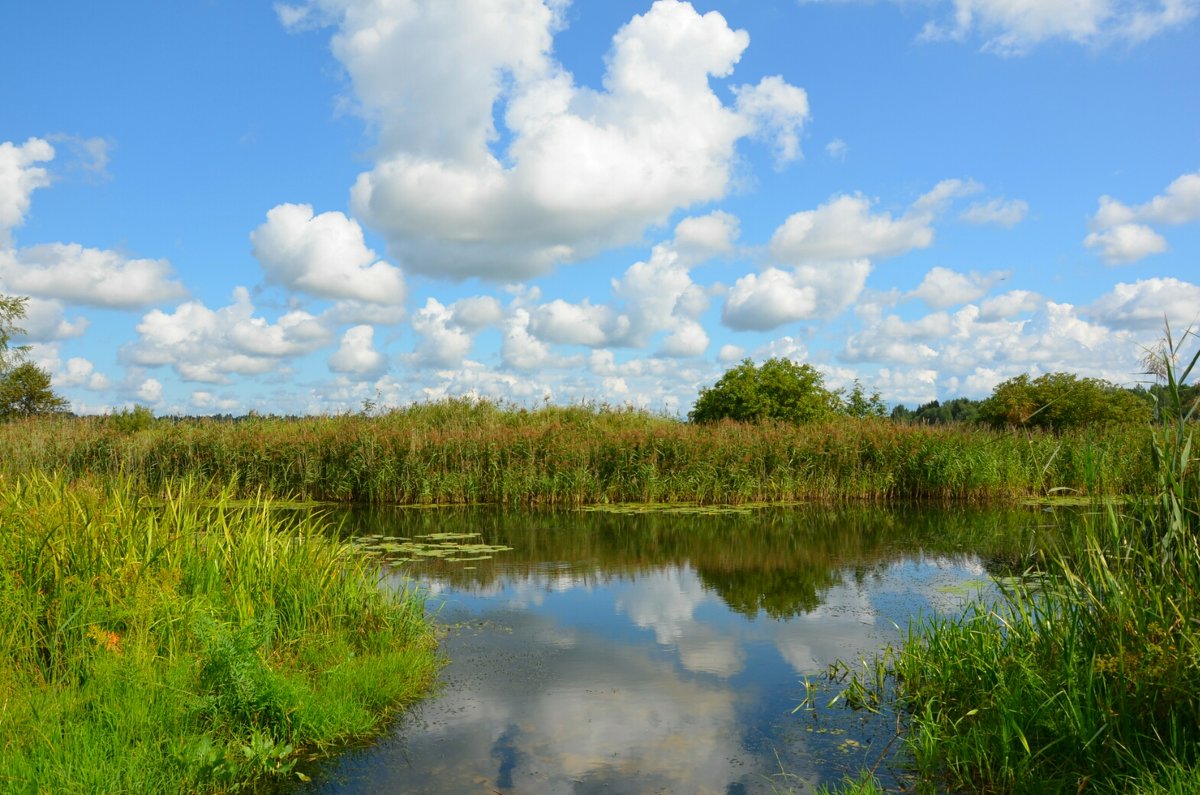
[{"x1": 0, "y1": 400, "x2": 1159, "y2": 506}]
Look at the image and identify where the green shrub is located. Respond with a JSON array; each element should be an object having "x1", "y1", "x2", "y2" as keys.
[
  {"x1": 690, "y1": 358, "x2": 841, "y2": 424},
  {"x1": 110, "y1": 404, "x2": 156, "y2": 433}
]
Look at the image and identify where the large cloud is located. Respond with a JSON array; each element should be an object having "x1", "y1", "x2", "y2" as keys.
[
  {"x1": 283, "y1": 0, "x2": 808, "y2": 280},
  {"x1": 251, "y1": 203, "x2": 406, "y2": 304},
  {"x1": 722, "y1": 180, "x2": 1006, "y2": 332},
  {"x1": 0, "y1": 244, "x2": 186, "y2": 309}
]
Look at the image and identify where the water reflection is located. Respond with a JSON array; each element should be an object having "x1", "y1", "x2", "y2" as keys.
[{"x1": 298, "y1": 505, "x2": 1048, "y2": 794}]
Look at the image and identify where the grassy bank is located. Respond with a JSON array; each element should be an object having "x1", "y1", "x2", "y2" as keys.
[
  {"x1": 0, "y1": 401, "x2": 1156, "y2": 504},
  {"x1": 830, "y1": 344, "x2": 1200, "y2": 792},
  {"x1": 0, "y1": 475, "x2": 438, "y2": 794}
]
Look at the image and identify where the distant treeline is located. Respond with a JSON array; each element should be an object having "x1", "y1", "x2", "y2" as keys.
[{"x1": 892, "y1": 377, "x2": 1197, "y2": 428}]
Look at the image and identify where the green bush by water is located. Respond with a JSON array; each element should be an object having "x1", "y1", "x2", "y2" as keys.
[
  {"x1": 0, "y1": 400, "x2": 1156, "y2": 504},
  {"x1": 0, "y1": 475, "x2": 438, "y2": 793}
]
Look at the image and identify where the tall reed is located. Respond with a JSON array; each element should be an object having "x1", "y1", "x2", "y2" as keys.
[{"x1": 0, "y1": 402, "x2": 1156, "y2": 505}]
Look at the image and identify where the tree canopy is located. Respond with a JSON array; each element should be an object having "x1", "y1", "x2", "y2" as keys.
[
  {"x1": 0, "y1": 294, "x2": 68, "y2": 419},
  {"x1": 977, "y1": 372, "x2": 1150, "y2": 430},
  {"x1": 689, "y1": 358, "x2": 841, "y2": 424}
]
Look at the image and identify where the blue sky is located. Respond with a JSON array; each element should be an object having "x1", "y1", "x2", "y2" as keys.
[{"x1": 2, "y1": 0, "x2": 1197, "y2": 416}]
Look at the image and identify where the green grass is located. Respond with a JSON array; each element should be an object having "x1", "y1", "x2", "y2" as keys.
[
  {"x1": 0, "y1": 475, "x2": 438, "y2": 794},
  {"x1": 825, "y1": 333, "x2": 1200, "y2": 793},
  {"x1": 0, "y1": 399, "x2": 1156, "y2": 505}
]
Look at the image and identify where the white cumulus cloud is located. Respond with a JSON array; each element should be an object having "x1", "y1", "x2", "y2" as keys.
[
  {"x1": 770, "y1": 180, "x2": 977, "y2": 264},
  {"x1": 56, "y1": 357, "x2": 110, "y2": 391},
  {"x1": 0, "y1": 137, "x2": 54, "y2": 244},
  {"x1": 251, "y1": 203, "x2": 406, "y2": 304},
  {"x1": 1087, "y1": 277, "x2": 1200, "y2": 330},
  {"x1": 1086, "y1": 171, "x2": 1200, "y2": 264},
  {"x1": 410, "y1": 298, "x2": 475, "y2": 368},
  {"x1": 0, "y1": 243, "x2": 186, "y2": 309},
  {"x1": 1085, "y1": 223, "x2": 1168, "y2": 265},
  {"x1": 910, "y1": 266, "x2": 1008, "y2": 309},
  {"x1": 124, "y1": 287, "x2": 333, "y2": 383},
  {"x1": 722, "y1": 260, "x2": 872, "y2": 331},
  {"x1": 732, "y1": 75, "x2": 810, "y2": 166},
  {"x1": 286, "y1": 0, "x2": 806, "y2": 280},
  {"x1": 329, "y1": 324, "x2": 388, "y2": 377},
  {"x1": 10, "y1": 297, "x2": 89, "y2": 342}
]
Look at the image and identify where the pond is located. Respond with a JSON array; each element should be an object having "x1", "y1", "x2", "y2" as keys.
[{"x1": 294, "y1": 503, "x2": 1053, "y2": 794}]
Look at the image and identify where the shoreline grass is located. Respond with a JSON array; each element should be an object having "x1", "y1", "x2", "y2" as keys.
[
  {"x1": 0, "y1": 475, "x2": 438, "y2": 794},
  {"x1": 825, "y1": 335, "x2": 1200, "y2": 793},
  {"x1": 0, "y1": 402, "x2": 1157, "y2": 505}
]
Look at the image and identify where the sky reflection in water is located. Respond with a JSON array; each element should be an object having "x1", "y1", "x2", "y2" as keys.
[{"x1": 299, "y1": 506, "x2": 1038, "y2": 794}]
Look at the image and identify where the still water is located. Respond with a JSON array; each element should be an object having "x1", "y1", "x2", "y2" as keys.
[{"x1": 297, "y1": 504, "x2": 1047, "y2": 794}]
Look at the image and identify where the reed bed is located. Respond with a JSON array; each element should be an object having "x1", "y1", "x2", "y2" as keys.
[
  {"x1": 0, "y1": 475, "x2": 438, "y2": 793},
  {"x1": 0, "y1": 400, "x2": 1156, "y2": 505}
]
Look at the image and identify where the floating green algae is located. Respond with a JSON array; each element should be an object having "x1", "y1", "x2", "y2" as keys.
[{"x1": 352, "y1": 530, "x2": 513, "y2": 565}]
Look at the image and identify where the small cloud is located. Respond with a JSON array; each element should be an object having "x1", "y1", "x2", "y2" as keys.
[
  {"x1": 46, "y1": 134, "x2": 112, "y2": 180},
  {"x1": 733, "y1": 75, "x2": 811, "y2": 167},
  {"x1": 1085, "y1": 223, "x2": 1168, "y2": 265},
  {"x1": 329, "y1": 325, "x2": 388, "y2": 378},
  {"x1": 909, "y1": 266, "x2": 1008, "y2": 309},
  {"x1": 825, "y1": 138, "x2": 847, "y2": 160},
  {"x1": 716, "y1": 344, "x2": 744, "y2": 363},
  {"x1": 960, "y1": 197, "x2": 1028, "y2": 228},
  {"x1": 1085, "y1": 171, "x2": 1200, "y2": 264},
  {"x1": 136, "y1": 378, "x2": 163, "y2": 404}
]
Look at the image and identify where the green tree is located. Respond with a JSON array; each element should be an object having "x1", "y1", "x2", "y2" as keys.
[
  {"x1": 0, "y1": 294, "x2": 69, "y2": 419},
  {"x1": 840, "y1": 379, "x2": 888, "y2": 419},
  {"x1": 689, "y1": 358, "x2": 840, "y2": 424},
  {"x1": 978, "y1": 372, "x2": 1150, "y2": 430},
  {"x1": 0, "y1": 362, "x2": 69, "y2": 418}
]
